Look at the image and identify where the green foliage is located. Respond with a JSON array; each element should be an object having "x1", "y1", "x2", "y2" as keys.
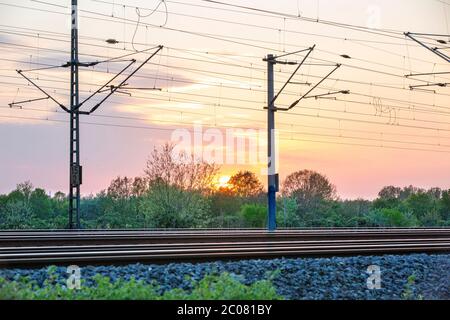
[
  {"x1": 139, "y1": 184, "x2": 211, "y2": 228},
  {"x1": 0, "y1": 201, "x2": 34, "y2": 229},
  {"x1": 240, "y1": 203, "x2": 267, "y2": 228},
  {"x1": 207, "y1": 192, "x2": 244, "y2": 228},
  {"x1": 0, "y1": 271, "x2": 282, "y2": 300},
  {"x1": 401, "y1": 274, "x2": 423, "y2": 300},
  {"x1": 405, "y1": 192, "x2": 437, "y2": 219},
  {"x1": 207, "y1": 213, "x2": 245, "y2": 228},
  {"x1": 440, "y1": 190, "x2": 450, "y2": 222},
  {"x1": 282, "y1": 170, "x2": 337, "y2": 205},
  {"x1": 227, "y1": 171, "x2": 264, "y2": 198},
  {"x1": 29, "y1": 188, "x2": 52, "y2": 219},
  {"x1": 164, "y1": 273, "x2": 282, "y2": 300},
  {"x1": 1, "y1": 165, "x2": 449, "y2": 229},
  {"x1": 0, "y1": 182, "x2": 70, "y2": 229},
  {"x1": 364, "y1": 208, "x2": 418, "y2": 227},
  {"x1": 207, "y1": 171, "x2": 265, "y2": 228},
  {"x1": 277, "y1": 197, "x2": 302, "y2": 228}
]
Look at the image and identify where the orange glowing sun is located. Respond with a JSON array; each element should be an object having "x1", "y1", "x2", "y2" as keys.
[{"x1": 216, "y1": 175, "x2": 231, "y2": 188}]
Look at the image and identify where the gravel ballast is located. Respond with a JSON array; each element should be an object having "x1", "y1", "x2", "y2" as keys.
[{"x1": 0, "y1": 253, "x2": 449, "y2": 300}]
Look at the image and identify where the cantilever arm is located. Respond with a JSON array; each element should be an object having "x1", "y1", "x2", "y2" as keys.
[
  {"x1": 9, "y1": 96, "x2": 50, "y2": 108},
  {"x1": 270, "y1": 45, "x2": 315, "y2": 105},
  {"x1": 74, "y1": 59, "x2": 136, "y2": 111},
  {"x1": 410, "y1": 83, "x2": 448, "y2": 89},
  {"x1": 404, "y1": 32, "x2": 450, "y2": 63},
  {"x1": 283, "y1": 63, "x2": 341, "y2": 111},
  {"x1": 87, "y1": 45, "x2": 164, "y2": 114},
  {"x1": 16, "y1": 70, "x2": 70, "y2": 113},
  {"x1": 304, "y1": 90, "x2": 350, "y2": 99}
]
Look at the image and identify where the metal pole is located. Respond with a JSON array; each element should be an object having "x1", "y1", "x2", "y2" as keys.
[
  {"x1": 267, "y1": 54, "x2": 277, "y2": 231},
  {"x1": 69, "y1": 0, "x2": 81, "y2": 229},
  {"x1": 11, "y1": 2, "x2": 162, "y2": 231}
]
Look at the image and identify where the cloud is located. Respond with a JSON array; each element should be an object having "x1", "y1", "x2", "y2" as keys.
[{"x1": 0, "y1": 33, "x2": 13, "y2": 43}]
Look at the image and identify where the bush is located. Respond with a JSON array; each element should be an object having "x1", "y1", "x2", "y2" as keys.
[
  {"x1": 208, "y1": 192, "x2": 243, "y2": 227},
  {"x1": 207, "y1": 214, "x2": 244, "y2": 228},
  {"x1": 139, "y1": 185, "x2": 211, "y2": 228},
  {"x1": 240, "y1": 204, "x2": 267, "y2": 228},
  {"x1": 0, "y1": 201, "x2": 34, "y2": 229},
  {"x1": 276, "y1": 197, "x2": 302, "y2": 228},
  {"x1": 0, "y1": 271, "x2": 282, "y2": 300},
  {"x1": 405, "y1": 192, "x2": 437, "y2": 219},
  {"x1": 364, "y1": 208, "x2": 418, "y2": 227},
  {"x1": 1, "y1": 174, "x2": 449, "y2": 229}
]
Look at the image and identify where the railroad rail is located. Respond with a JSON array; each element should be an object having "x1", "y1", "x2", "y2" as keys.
[{"x1": 0, "y1": 229, "x2": 449, "y2": 267}]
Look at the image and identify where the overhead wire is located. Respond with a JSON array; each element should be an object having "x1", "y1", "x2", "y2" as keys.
[
  {"x1": 3, "y1": 104, "x2": 450, "y2": 151},
  {"x1": 1, "y1": 112, "x2": 450, "y2": 154},
  {"x1": 2, "y1": 78, "x2": 450, "y2": 136},
  {"x1": 3, "y1": 54, "x2": 450, "y2": 120},
  {"x1": 0, "y1": 0, "x2": 450, "y2": 152},
  {"x1": 2, "y1": 0, "x2": 448, "y2": 82},
  {"x1": 91, "y1": 0, "x2": 449, "y2": 69}
]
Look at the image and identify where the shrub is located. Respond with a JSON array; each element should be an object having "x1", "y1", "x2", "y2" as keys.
[
  {"x1": 139, "y1": 185, "x2": 211, "y2": 228},
  {"x1": 364, "y1": 208, "x2": 418, "y2": 227},
  {"x1": 0, "y1": 201, "x2": 34, "y2": 229},
  {"x1": 276, "y1": 197, "x2": 302, "y2": 228},
  {"x1": 0, "y1": 271, "x2": 282, "y2": 300},
  {"x1": 240, "y1": 203, "x2": 267, "y2": 228}
]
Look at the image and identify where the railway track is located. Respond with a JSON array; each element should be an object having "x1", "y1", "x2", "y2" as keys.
[{"x1": 0, "y1": 229, "x2": 449, "y2": 267}]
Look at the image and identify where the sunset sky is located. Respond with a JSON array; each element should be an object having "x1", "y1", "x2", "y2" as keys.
[{"x1": 0, "y1": 0, "x2": 449, "y2": 199}]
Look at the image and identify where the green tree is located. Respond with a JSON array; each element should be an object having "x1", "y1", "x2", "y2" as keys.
[
  {"x1": 240, "y1": 203, "x2": 266, "y2": 228},
  {"x1": 208, "y1": 171, "x2": 264, "y2": 228},
  {"x1": 144, "y1": 143, "x2": 219, "y2": 193},
  {"x1": 440, "y1": 190, "x2": 450, "y2": 221},
  {"x1": 281, "y1": 170, "x2": 337, "y2": 225},
  {"x1": 1, "y1": 201, "x2": 34, "y2": 229},
  {"x1": 107, "y1": 176, "x2": 134, "y2": 200},
  {"x1": 405, "y1": 192, "x2": 437, "y2": 220},
  {"x1": 29, "y1": 188, "x2": 52, "y2": 219},
  {"x1": 282, "y1": 170, "x2": 336, "y2": 203},
  {"x1": 373, "y1": 186, "x2": 402, "y2": 209},
  {"x1": 140, "y1": 184, "x2": 211, "y2": 228},
  {"x1": 276, "y1": 197, "x2": 302, "y2": 228},
  {"x1": 6, "y1": 181, "x2": 34, "y2": 204},
  {"x1": 228, "y1": 171, "x2": 264, "y2": 198},
  {"x1": 208, "y1": 192, "x2": 243, "y2": 228},
  {"x1": 139, "y1": 143, "x2": 219, "y2": 228},
  {"x1": 365, "y1": 208, "x2": 418, "y2": 227},
  {"x1": 102, "y1": 176, "x2": 145, "y2": 228}
]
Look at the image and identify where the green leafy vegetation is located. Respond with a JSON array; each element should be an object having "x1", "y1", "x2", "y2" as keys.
[
  {"x1": 0, "y1": 271, "x2": 282, "y2": 300},
  {"x1": 401, "y1": 274, "x2": 423, "y2": 300},
  {"x1": 0, "y1": 143, "x2": 449, "y2": 229},
  {"x1": 239, "y1": 204, "x2": 267, "y2": 228}
]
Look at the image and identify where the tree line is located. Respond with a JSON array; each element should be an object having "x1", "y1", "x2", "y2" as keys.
[{"x1": 1, "y1": 143, "x2": 449, "y2": 229}]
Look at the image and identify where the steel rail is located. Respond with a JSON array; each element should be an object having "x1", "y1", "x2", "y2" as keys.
[
  {"x1": 1, "y1": 237, "x2": 448, "y2": 253},
  {"x1": 1, "y1": 229, "x2": 449, "y2": 246},
  {"x1": 2, "y1": 228, "x2": 449, "y2": 237},
  {"x1": 1, "y1": 243, "x2": 449, "y2": 266},
  {"x1": 0, "y1": 229, "x2": 449, "y2": 267}
]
